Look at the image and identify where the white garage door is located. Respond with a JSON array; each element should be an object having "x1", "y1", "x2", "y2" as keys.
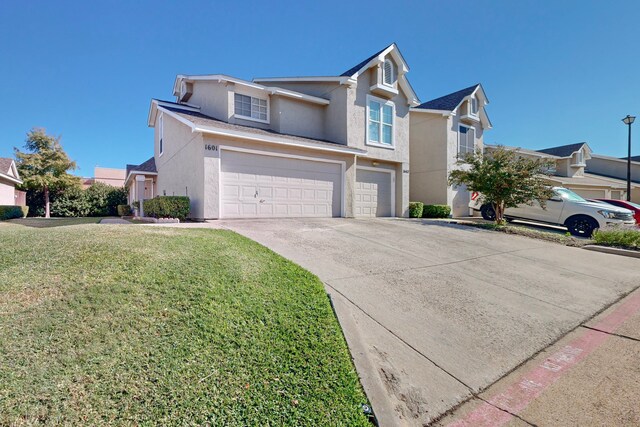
[
  {"x1": 355, "y1": 168, "x2": 393, "y2": 217},
  {"x1": 220, "y1": 150, "x2": 342, "y2": 218}
]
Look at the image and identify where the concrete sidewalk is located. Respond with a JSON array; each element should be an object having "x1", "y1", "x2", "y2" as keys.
[{"x1": 437, "y1": 287, "x2": 640, "y2": 426}]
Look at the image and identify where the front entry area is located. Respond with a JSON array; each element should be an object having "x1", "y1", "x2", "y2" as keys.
[
  {"x1": 220, "y1": 149, "x2": 343, "y2": 218},
  {"x1": 354, "y1": 167, "x2": 394, "y2": 217}
]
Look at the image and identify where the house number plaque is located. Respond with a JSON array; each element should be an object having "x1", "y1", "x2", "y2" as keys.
[{"x1": 205, "y1": 144, "x2": 218, "y2": 151}]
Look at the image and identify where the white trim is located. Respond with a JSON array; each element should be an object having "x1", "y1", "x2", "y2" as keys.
[
  {"x1": 366, "y1": 94, "x2": 396, "y2": 149},
  {"x1": 355, "y1": 166, "x2": 396, "y2": 217},
  {"x1": 383, "y1": 59, "x2": 395, "y2": 86},
  {"x1": 409, "y1": 107, "x2": 454, "y2": 117},
  {"x1": 369, "y1": 83, "x2": 399, "y2": 96},
  {"x1": 0, "y1": 172, "x2": 22, "y2": 185},
  {"x1": 218, "y1": 145, "x2": 348, "y2": 218},
  {"x1": 124, "y1": 171, "x2": 158, "y2": 187},
  {"x1": 591, "y1": 153, "x2": 640, "y2": 165},
  {"x1": 173, "y1": 74, "x2": 330, "y2": 105},
  {"x1": 253, "y1": 76, "x2": 345, "y2": 83}
]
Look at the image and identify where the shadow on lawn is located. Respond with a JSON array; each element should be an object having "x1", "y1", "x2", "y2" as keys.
[{"x1": 5, "y1": 217, "x2": 109, "y2": 228}]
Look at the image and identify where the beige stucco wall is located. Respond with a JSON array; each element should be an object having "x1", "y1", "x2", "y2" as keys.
[
  {"x1": 94, "y1": 167, "x2": 126, "y2": 187},
  {"x1": 187, "y1": 81, "x2": 231, "y2": 122},
  {"x1": 155, "y1": 112, "x2": 205, "y2": 218},
  {"x1": 586, "y1": 156, "x2": 640, "y2": 183},
  {"x1": 270, "y1": 97, "x2": 326, "y2": 140},
  {"x1": 0, "y1": 179, "x2": 16, "y2": 205}
]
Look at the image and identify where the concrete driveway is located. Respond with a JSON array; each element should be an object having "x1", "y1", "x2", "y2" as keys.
[{"x1": 210, "y1": 218, "x2": 639, "y2": 426}]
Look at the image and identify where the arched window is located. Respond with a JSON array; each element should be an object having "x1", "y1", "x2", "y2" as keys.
[{"x1": 383, "y1": 59, "x2": 395, "y2": 85}]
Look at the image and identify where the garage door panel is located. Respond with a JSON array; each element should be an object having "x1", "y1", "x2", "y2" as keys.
[
  {"x1": 221, "y1": 150, "x2": 342, "y2": 218},
  {"x1": 355, "y1": 168, "x2": 393, "y2": 217}
]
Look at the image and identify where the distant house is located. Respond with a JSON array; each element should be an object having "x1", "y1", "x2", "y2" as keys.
[
  {"x1": 486, "y1": 143, "x2": 638, "y2": 201},
  {"x1": 81, "y1": 167, "x2": 127, "y2": 189},
  {"x1": 124, "y1": 157, "x2": 157, "y2": 205},
  {"x1": 586, "y1": 154, "x2": 640, "y2": 202},
  {"x1": 0, "y1": 157, "x2": 24, "y2": 206}
]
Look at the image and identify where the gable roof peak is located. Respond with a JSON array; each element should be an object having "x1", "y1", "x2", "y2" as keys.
[
  {"x1": 415, "y1": 84, "x2": 482, "y2": 111},
  {"x1": 340, "y1": 43, "x2": 397, "y2": 77},
  {"x1": 536, "y1": 142, "x2": 590, "y2": 158}
]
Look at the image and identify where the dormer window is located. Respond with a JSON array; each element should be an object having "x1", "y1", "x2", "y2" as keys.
[
  {"x1": 575, "y1": 150, "x2": 584, "y2": 165},
  {"x1": 234, "y1": 93, "x2": 268, "y2": 123},
  {"x1": 383, "y1": 59, "x2": 395, "y2": 86},
  {"x1": 470, "y1": 97, "x2": 479, "y2": 116}
]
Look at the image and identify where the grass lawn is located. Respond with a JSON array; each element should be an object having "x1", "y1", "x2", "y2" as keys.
[
  {"x1": 0, "y1": 223, "x2": 370, "y2": 425},
  {"x1": 4, "y1": 217, "x2": 109, "y2": 228}
]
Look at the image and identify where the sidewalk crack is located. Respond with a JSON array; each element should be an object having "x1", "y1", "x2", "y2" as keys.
[{"x1": 580, "y1": 325, "x2": 640, "y2": 343}]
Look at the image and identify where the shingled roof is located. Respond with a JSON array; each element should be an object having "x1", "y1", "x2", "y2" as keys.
[
  {"x1": 621, "y1": 155, "x2": 640, "y2": 162},
  {"x1": 537, "y1": 143, "x2": 587, "y2": 158},
  {"x1": 340, "y1": 44, "x2": 392, "y2": 77},
  {"x1": 415, "y1": 84, "x2": 480, "y2": 111},
  {"x1": 0, "y1": 157, "x2": 13, "y2": 175},
  {"x1": 126, "y1": 157, "x2": 156, "y2": 176}
]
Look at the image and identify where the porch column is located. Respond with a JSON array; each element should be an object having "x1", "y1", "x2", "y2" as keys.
[{"x1": 136, "y1": 175, "x2": 146, "y2": 217}]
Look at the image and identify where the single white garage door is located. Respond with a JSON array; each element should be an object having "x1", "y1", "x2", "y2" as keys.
[
  {"x1": 355, "y1": 168, "x2": 393, "y2": 217},
  {"x1": 572, "y1": 189, "x2": 606, "y2": 200},
  {"x1": 220, "y1": 150, "x2": 342, "y2": 218}
]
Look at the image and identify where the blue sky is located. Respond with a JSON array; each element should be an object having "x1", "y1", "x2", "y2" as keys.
[{"x1": 1, "y1": 0, "x2": 638, "y2": 176}]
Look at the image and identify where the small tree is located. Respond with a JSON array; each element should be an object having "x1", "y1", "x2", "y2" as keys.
[
  {"x1": 15, "y1": 128, "x2": 80, "y2": 218},
  {"x1": 449, "y1": 146, "x2": 554, "y2": 224}
]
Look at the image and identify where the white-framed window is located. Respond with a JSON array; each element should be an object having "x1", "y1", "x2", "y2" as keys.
[
  {"x1": 575, "y1": 150, "x2": 584, "y2": 165},
  {"x1": 366, "y1": 95, "x2": 395, "y2": 148},
  {"x1": 234, "y1": 93, "x2": 268, "y2": 122},
  {"x1": 470, "y1": 97, "x2": 479, "y2": 116},
  {"x1": 383, "y1": 59, "x2": 395, "y2": 86},
  {"x1": 458, "y1": 125, "x2": 475, "y2": 156},
  {"x1": 158, "y1": 113, "x2": 164, "y2": 156}
]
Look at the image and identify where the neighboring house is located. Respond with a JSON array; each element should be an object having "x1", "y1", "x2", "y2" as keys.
[
  {"x1": 0, "y1": 157, "x2": 23, "y2": 206},
  {"x1": 586, "y1": 154, "x2": 640, "y2": 202},
  {"x1": 409, "y1": 84, "x2": 492, "y2": 216},
  {"x1": 486, "y1": 143, "x2": 638, "y2": 200},
  {"x1": 124, "y1": 158, "x2": 157, "y2": 205},
  {"x1": 141, "y1": 43, "x2": 420, "y2": 220},
  {"x1": 82, "y1": 167, "x2": 127, "y2": 189}
]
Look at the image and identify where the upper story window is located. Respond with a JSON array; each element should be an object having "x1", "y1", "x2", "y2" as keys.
[
  {"x1": 470, "y1": 97, "x2": 479, "y2": 116},
  {"x1": 575, "y1": 150, "x2": 584, "y2": 165},
  {"x1": 458, "y1": 125, "x2": 475, "y2": 156},
  {"x1": 383, "y1": 59, "x2": 395, "y2": 86},
  {"x1": 234, "y1": 93, "x2": 268, "y2": 122},
  {"x1": 367, "y1": 95, "x2": 394, "y2": 148},
  {"x1": 158, "y1": 113, "x2": 164, "y2": 156}
]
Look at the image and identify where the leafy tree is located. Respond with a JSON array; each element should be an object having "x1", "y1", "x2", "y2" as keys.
[
  {"x1": 14, "y1": 128, "x2": 80, "y2": 218},
  {"x1": 448, "y1": 146, "x2": 554, "y2": 224}
]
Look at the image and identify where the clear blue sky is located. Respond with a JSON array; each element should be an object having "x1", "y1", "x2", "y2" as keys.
[{"x1": 1, "y1": 0, "x2": 639, "y2": 176}]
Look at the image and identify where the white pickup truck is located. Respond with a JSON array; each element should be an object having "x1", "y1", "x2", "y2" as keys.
[{"x1": 470, "y1": 187, "x2": 636, "y2": 237}]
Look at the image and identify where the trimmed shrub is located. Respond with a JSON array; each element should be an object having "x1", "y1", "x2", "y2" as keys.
[
  {"x1": 0, "y1": 205, "x2": 29, "y2": 220},
  {"x1": 143, "y1": 196, "x2": 190, "y2": 221},
  {"x1": 593, "y1": 227, "x2": 640, "y2": 250},
  {"x1": 422, "y1": 204, "x2": 451, "y2": 218},
  {"x1": 409, "y1": 202, "x2": 424, "y2": 218},
  {"x1": 117, "y1": 204, "x2": 133, "y2": 217},
  {"x1": 85, "y1": 182, "x2": 128, "y2": 216},
  {"x1": 51, "y1": 187, "x2": 91, "y2": 217}
]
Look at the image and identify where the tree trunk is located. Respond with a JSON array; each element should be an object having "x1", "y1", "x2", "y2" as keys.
[
  {"x1": 493, "y1": 201, "x2": 505, "y2": 224},
  {"x1": 44, "y1": 185, "x2": 50, "y2": 219}
]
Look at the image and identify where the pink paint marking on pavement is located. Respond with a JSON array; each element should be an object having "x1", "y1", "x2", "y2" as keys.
[{"x1": 448, "y1": 290, "x2": 640, "y2": 427}]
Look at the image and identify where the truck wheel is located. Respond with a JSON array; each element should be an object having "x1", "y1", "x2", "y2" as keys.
[
  {"x1": 565, "y1": 215, "x2": 599, "y2": 237},
  {"x1": 480, "y1": 204, "x2": 496, "y2": 221}
]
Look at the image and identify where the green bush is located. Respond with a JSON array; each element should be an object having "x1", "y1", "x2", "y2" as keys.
[
  {"x1": 593, "y1": 228, "x2": 640, "y2": 250},
  {"x1": 0, "y1": 205, "x2": 29, "y2": 220},
  {"x1": 85, "y1": 182, "x2": 128, "y2": 216},
  {"x1": 143, "y1": 196, "x2": 190, "y2": 220},
  {"x1": 422, "y1": 204, "x2": 451, "y2": 218},
  {"x1": 409, "y1": 202, "x2": 424, "y2": 218},
  {"x1": 117, "y1": 204, "x2": 133, "y2": 217},
  {"x1": 51, "y1": 187, "x2": 92, "y2": 217}
]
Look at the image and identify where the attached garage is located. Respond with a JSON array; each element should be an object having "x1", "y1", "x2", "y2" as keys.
[
  {"x1": 220, "y1": 149, "x2": 343, "y2": 218},
  {"x1": 354, "y1": 167, "x2": 394, "y2": 217},
  {"x1": 571, "y1": 189, "x2": 606, "y2": 199}
]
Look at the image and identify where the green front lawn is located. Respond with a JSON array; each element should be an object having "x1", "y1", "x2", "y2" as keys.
[{"x1": 0, "y1": 224, "x2": 369, "y2": 425}]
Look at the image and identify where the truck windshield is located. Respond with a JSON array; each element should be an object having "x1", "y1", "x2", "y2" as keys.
[{"x1": 554, "y1": 188, "x2": 587, "y2": 202}]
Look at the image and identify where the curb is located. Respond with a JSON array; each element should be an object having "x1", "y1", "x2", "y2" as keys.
[{"x1": 582, "y1": 245, "x2": 640, "y2": 259}]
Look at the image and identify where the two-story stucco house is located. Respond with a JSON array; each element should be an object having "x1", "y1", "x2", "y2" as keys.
[
  {"x1": 486, "y1": 142, "x2": 639, "y2": 201},
  {"x1": 0, "y1": 158, "x2": 23, "y2": 206},
  {"x1": 141, "y1": 44, "x2": 420, "y2": 220},
  {"x1": 409, "y1": 84, "x2": 492, "y2": 216}
]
